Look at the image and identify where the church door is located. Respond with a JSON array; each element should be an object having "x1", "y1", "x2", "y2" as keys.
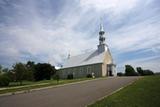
[{"x1": 107, "y1": 65, "x2": 113, "y2": 76}]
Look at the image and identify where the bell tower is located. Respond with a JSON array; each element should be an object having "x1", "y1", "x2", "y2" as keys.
[{"x1": 97, "y1": 22, "x2": 108, "y2": 53}]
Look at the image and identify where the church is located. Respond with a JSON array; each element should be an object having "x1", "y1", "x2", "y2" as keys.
[{"x1": 58, "y1": 23, "x2": 116, "y2": 79}]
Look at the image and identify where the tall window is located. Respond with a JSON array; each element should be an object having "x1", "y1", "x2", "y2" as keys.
[
  {"x1": 87, "y1": 66, "x2": 91, "y2": 74},
  {"x1": 80, "y1": 67, "x2": 83, "y2": 75}
]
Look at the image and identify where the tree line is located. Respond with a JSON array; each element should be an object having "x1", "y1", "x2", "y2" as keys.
[
  {"x1": 117, "y1": 65, "x2": 154, "y2": 76},
  {"x1": 0, "y1": 61, "x2": 57, "y2": 86}
]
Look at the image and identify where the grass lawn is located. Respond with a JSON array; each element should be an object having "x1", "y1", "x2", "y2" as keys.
[
  {"x1": 0, "y1": 78, "x2": 93, "y2": 94},
  {"x1": 88, "y1": 75, "x2": 160, "y2": 107}
]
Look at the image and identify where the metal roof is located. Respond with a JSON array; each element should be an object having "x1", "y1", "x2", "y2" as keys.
[{"x1": 62, "y1": 49, "x2": 107, "y2": 69}]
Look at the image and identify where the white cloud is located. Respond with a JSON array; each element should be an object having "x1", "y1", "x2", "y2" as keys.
[
  {"x1": 109, "y1": 15, "x2": 160, "y2": 54},
  {"x1": 0, "y1": 1, "x2": 97, "y2": 66},
  {"x1": 80, "y1": 0, "x2": 139, "y2": 14},
  {"x1": 0, "y1": 0, "x2": 159, "y2": 72}
]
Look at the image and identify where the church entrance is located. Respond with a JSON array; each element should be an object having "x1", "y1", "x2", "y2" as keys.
[{"x1": 107, "y1": 64, "x2": 113, "y2": 76}]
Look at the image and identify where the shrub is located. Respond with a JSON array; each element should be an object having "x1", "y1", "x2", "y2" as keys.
[
  {"x1": 136, "y1": 67, "x2": 154, "y2": 76},
  {"x1": 117, "y1": 72, "x2": 124, "y2": 76},
  {"x1": 0, "y1": 75, "x2": 10, "y2": 87},
  {"x1": 34, "y1": 63, "x2": 54, "y2": 81},
  {"x1": 54, "y1": 74, "x2": 60, "y2": 81},
  {"x1": 136, "y1": 67, "x2": 143, "y2": 76},
  {"x1": 143, "y1": 70, "x2": 154, "y2": 75},
  {"x1": 86, "y1": 74, "x2": 92, "y2": 78},
  {"x1": 125, "y1": 65, "x2": 138, "y2": 76},
  {"x1": 67, "y1": 74, "x2": 73, "y2": 79}
]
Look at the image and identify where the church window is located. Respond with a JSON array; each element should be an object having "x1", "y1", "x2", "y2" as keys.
[{"x1": 87, "y1": 66, "x2": 91, "y2": 74}]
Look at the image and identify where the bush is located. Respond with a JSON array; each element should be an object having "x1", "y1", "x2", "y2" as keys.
[
  {"x1": 143, "y1": 70, "x2": 154, "y2": 75},
  {"x1": 117, "y1": 72, "x2": 124, "y2": 76},
  {"x1": 0, "y1": 75, "x2": 10, "y2": 87},
  {"x1": 67, "y1": 74, "x2": 73, "y2": 79},
  {"x1": 53, "y1": 74, "x2": 60, "y2": 80},
  {"x1": 34, "y1": 63, "x2": 54, "y2": 81},
  {"x1": 136, "y1": 67, "x2": 143, "y2": 76},
  {"x1": 125, "y1": 65, "x2": 138, "y2": 76},
  {"x1": 136, "y1": 67, "x2": 154, "y2": 76},
  {"x1": 86, "y1": 74, "x2": 92, "y2": 78}
]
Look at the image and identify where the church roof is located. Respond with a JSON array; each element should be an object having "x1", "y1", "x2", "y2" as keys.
[{"x1": 62, "y1": 49, "x2": 107, "y2": 69}]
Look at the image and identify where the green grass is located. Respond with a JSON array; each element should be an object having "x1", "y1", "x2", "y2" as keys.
[
  {"x1": 88, "y1": 76, "x2": 160, "y2": 107},
  {"x1": 0, "y1": 78, "x2": 93, "y2": 94}
]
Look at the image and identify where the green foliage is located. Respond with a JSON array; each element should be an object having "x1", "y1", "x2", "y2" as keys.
[
  {"x1": 0, "y1": 65, "x2": 2, "y2": 73},
  {"x1": 0, "y1": 75, "x2": 10, "y2": 87},
  {"x1": 143, "y1": 69, "x2": 154, "y2": 75},
  {"x1": 23, "y1": 70, "x2": 34, "y2": 81},
  {"x1": 23, "y1": 61, "x2": 35, "y2": 81},
  {"x1": 136, "y1": 67, "x2": 154, "y2": 76},
  {"x1": 4, "y1": 71, "x2": 15, "y2": 82},
  {"x1": 86, "y1": 74, "x2": 92, "y2": 78},
  {"x1": 26, "y1": 61, "x2": 35, "y2": 68},
  {"x1": 12, "y1": 63, "x2": 27, "y2": 85},
  {"x1": 53, "y1": 74, "x2": 60, "y2": 84},
  {"x1": 2, "y1": 68, "x2": 9, "y2": 72},
  {"x1": 34, "y1": 63, "x2": 55, "y2": 81},
  {"x1": 0, "y1": 65, "x2": 9, "y2": 73},
  {"x1": 117, "y1": 72, "x2": 124, "y2": 76},
  {"x1": 136, "y1": 67, "x2": 143, "y2": 75},
  {"x1": 0, "y1": 61, "x2": 57, "y2": 86},
  {"x1": 125, "y1": 65, "x2": 138, "y2": 76},
  {"x1": 0, "y1": 65, "x2": 14, "y2": 83}
]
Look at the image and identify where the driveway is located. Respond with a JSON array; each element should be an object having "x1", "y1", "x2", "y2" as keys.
[{"x1": 0, "y1": 77, "x2": 139, "y2": 107}]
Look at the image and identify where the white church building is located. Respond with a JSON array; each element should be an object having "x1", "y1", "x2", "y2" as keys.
[{"x1": 58, "y1": 23, "x2": 116, "y2": 79}]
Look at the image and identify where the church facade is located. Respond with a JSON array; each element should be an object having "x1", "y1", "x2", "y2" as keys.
[{"x1": 58, "y1": 24, "x2": 116, "y2": 79}]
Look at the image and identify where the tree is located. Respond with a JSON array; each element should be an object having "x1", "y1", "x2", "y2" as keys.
[
  {"x1": 136, "y1": 67, "x2": 154, "y2": 76},
  {"x1": 143, "y1": 69, "x2": 154, "y2": 75},
  {"x1": 0, "y1": 74, "x2": 10, "y2": 87},
  {"x1": 0, "y1": 65, "x2": 13, "y2": 86},
  {"x1": 34, "y1": 63, "x2": 55, "y2": 81},
  {"x1": 12, "y1": 63, "x2": 27, "y2": 85},
  {"x1": 54, "y1": 74, "x2": 60, "y2": 84},
  {"x1": 136, "y1": 67, "x2": 144, "y2": 76},
  {"x1": 2, "y1": 68, "x2": 9, "y2": 72},
  {"x1": 26, "y1": 61, "x2": 35, "y2": 69},
  {"x1": 5, "y1": 70, "x2": 15, "y2": 82},
  {"x1": 0, "y1": 65, "x2": 2, "y2": 74},
  {"x1": 25, "y1": 61, "x2": 35, "y2": 81},
  {"x1": 125, "y1": 65, "x2": 138, "y2": 76}
]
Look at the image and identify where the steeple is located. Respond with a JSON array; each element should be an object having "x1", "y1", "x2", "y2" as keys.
[
  {"x1": 100, "y1": 23, "x2": 105, "y2": 34},
  {"x1": 97, "y1": 21, "x2": 108, "y2": 53},
  {"x1": 99, "y1": 23, "x2": 105, "y2": 45}
]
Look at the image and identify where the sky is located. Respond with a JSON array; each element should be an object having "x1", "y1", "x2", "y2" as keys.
[{"x1": 0, "y1": 0, "x2": 160, "y2": 72}]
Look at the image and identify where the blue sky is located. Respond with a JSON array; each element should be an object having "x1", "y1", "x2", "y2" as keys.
[{"x1": 0, "y1": 0, "x2": 160, "y2": 72}]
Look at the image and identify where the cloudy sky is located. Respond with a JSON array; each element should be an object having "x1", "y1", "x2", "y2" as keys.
[{"x1": 0, "y1": 0, "x2": 160, "y2": 72}]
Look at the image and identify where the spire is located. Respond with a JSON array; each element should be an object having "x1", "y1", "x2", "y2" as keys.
[
  {"x1": 97, "y1": 19, "x2": 108, "y2": 53},
  {"x1": 100, "y1": 22, "x2": 104, "y2": 32},
  {"x1": 99, "y1": 20, "x2": 105, "y2": 45},
  {"x1": 67, "y1": 53, "x2": 70, "y2": 59},
  {"x1": 99, "y1": 17, "x2": 105, "y2": 36}
]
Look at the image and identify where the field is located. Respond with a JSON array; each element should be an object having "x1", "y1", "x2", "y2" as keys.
[
  {"x1": 0, "y1": 78, "x2": 93, "y2": 94},
  {"x1": 88, "y1": 76, "x2": 160, "y2": 107}
]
